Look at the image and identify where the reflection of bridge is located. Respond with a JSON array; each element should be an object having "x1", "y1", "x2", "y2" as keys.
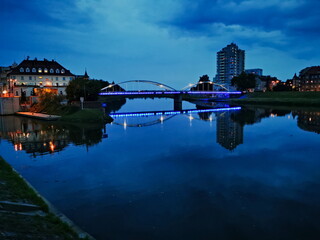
[{"x1": 109, "y1": 107, "x2": 241, "y2": 118}]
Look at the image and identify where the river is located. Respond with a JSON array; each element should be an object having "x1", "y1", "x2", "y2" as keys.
[{"x1": 0, "y1": 98, "x2": 320, "y2": 240}]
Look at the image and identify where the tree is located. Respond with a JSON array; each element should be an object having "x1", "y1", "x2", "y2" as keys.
[
  {"x1": 66, "y1": 77, "x2": 110, "y2": 102},
  {"x1": 199, "y1": 74, "x2": 210, "y2": 82},
  {"x1": 231, "y1": 72, "x2": 256, "y2": 91}
]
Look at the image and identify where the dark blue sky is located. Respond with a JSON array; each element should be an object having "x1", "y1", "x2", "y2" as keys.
[{"x1": 1, "y1": 0, "x2": 319, "y2": 88}]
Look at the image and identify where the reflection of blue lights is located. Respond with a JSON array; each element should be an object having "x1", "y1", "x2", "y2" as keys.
[
  {"x1": 109, "y1": 107, "x2": 241, "y2": 118},
  {"x1": 99, "y1": 91, "x2": 242, "y2": 96}
]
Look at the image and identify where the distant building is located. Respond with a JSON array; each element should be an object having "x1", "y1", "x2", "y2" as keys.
[
  {"x1": 216, "y1": 43, "x2": 245, "y2": 87},
  {"x1": 292, "y1": 73, "x2": 300, "y2": 90},
  {"x1": 7, "y1": 57, "x2": 75, "y2": 96},
  {"x1": 254, "y1": 75, "x2": 280, "y2": 92},
  {"x1": 245, "y1": 68, "x2": 263, "y2": 76},
  {"x1": 295, "y1": 66, "x2": 320, "y2": 91},
  {"x1": 76, "y1": 70, "x2": 89, "y2": 80},
  {"x1": 0, "y1": 66, "x2": 11, "y2": 93}
]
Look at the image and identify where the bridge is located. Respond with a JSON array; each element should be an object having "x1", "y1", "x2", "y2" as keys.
[{"x1": 99, "y1": 80, "x2": 242, "y2": 110}]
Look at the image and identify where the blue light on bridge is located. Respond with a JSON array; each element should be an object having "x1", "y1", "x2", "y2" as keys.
[
  {"x1": 109, "y1": 107, "x2": 241, "y2": 118},
  {"x1": 99, "y1": 91, "x2": 242, "y2": 96}
]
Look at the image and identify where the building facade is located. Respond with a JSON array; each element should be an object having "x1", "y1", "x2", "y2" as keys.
[
  {"x1": 298, "y1": 66, "x2": 320, "y2": 91},
  {"x1": 7, "y1": 58, "x2": 75, "y2": 96},
  {"x1": 216, "y1": 43, "x2": 245, "y2": 87},
  {"x1": 245, "y1": 68, "x2": 263, "y2": 76}
]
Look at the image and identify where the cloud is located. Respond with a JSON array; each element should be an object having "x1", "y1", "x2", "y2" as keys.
[{"x1": 0, "y1": 0, "x2": 319, "y2": 84}]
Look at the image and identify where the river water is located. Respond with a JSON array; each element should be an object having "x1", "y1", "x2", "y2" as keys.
[{"x1": 0, "y1": 99, "x2": 320, "y2": 240}]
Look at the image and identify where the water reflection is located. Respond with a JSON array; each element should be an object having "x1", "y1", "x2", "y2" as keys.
[
  {"x1": 293, "y1": 110, "x2": 320, "y2": 134},
  {"x1": 0, "y1": 116, "x2": 106, "y2": 157},
  {"x1": 1, "y1": 102, "x2": 320, "y2": 240},
  {"x1": 1, "y1": 104, "x2": 320, "y2": 157}
]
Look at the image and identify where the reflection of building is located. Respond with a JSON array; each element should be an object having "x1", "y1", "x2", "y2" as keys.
[
  {"x1": 292, "y1": 110, "x2": 320, "y2": 134},
  {"x1": 216, "y1": 43, "x2": 245, "y2": 86},
  {"x1": 0, "y1": 115, "x2": 104, "y2": 156},
  {"x1": 216, "y1": 111, "x2": 243, "y2": 150},
  {"x1": 0, "y1": 116, "x2": 69, "y2": 157},
  {"x1": 7, "y1": 57, "x2": 75, "y2": 97}
]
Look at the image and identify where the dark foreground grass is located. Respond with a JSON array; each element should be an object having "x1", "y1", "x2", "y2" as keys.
[
  {"x1": 0, "y1": 156, "x2": 87, "y2": 240},
  {"x1": 60, "y1": 108, "x2": 113, "y2": 123},
  {"x1": 230, "y1": 91, "x2": 320, "y2": 107}
]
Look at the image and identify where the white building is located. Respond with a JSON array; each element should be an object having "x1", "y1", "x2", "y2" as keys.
[{"x1": 7, "y1": 58, "x2": 75, "y2": 97}]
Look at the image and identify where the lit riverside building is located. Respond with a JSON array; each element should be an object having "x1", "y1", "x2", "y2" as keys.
[{"x1": 216, "y1": 43, "x2": 245, "y2": 87}]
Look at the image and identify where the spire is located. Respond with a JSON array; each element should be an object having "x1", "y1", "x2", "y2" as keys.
[{"x1": 84, "y1": 68, "x2": 89, "y2": 79}]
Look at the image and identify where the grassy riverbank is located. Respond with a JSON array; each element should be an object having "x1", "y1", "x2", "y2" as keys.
[
  {"x1": 230, "y1": 91, "x2": 320, "y2": 107},
  {"x1": 0, "y1": 156, "x2": 89, "y2": 239}
]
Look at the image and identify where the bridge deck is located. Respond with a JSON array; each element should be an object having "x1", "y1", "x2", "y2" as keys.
[{"x1": 99, "y1": 91, "x2": 242, "y2": 96}]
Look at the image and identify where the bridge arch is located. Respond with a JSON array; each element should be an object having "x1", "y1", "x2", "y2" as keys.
[
  {"x1": 101, "y1": 80, "x2": 177, "y2": 91},
  {"x1": 181, "y1": 82, "x2": 229, "y2": 91}
]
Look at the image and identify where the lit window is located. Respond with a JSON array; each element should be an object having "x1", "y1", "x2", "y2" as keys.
[
  {"x1": 38, "y1": 68, "x2": 42, "y2": 73},
  {"x1": 20, "y1": 68, "x2": 24, "y2": 72},
  {"x1": 56, "y1": 69, "x2": 60, "y2": 74},
  {"x1": 50, "y1": 68, "x2": 54, "y2": 73},
  {"x1": 44, "y1": 68, "x2": 48, "y2": 73},
  {"x1": 26, "y1": 68, "x2": 30, "y2": 72},
  {"x1": 32, "y1": 68, "x2": 36, "y2": 72},
  {"x1": 61, "y1": 69, "x2": 65, "y2": 74}
]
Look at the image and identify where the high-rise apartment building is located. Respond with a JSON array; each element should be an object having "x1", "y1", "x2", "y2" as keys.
[{"x1": 216, "y1": 43, "x2": 245, "y2": 86}]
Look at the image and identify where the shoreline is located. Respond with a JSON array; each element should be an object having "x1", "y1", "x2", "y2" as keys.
[{"x1": 0, "y1": 156, "x2": 95, "y2": 240}]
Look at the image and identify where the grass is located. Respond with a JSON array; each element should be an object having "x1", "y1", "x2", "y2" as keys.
[
  {"x1": 60, "y1": 108, "x2": 113, "y2": 123},
  {"x1": 0, "y1": 156, "x2": 48, "y2": 212},
  {"x1": 0, "y1": 156, "x2": 88, "y2": 239},
  {"x1": 230, "y1": 91, "x2": 320, "y2": 107}
]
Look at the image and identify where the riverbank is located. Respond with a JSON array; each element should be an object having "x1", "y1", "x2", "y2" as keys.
[
  {"x1": 28, "y1": 104, "x2": 113, "y2": 123},
  {"x1": 0, "y1": 156, "x2": 94, "y2": 239},
  {"x1": 229, "y1": 91, "x2": 320, "y2": 107}
]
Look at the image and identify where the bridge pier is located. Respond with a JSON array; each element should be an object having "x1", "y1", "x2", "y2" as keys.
[{"x1": 174, "y1": 95, "x2": 182, "y2": 111}]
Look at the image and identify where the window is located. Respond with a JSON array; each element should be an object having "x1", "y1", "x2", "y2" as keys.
[
  {"x1": 26, "y1": 68, "x2": 30, "y2": 72},
  {"x1": 20, "y1": 68, "x2": 24, "y2": 72},
  {"x1": 70, "y1": 77, "x2": 72, "y2": 80},
  {"x1": 56, "y1": 69, "x2": 60, "y2": 74},
  {"x1": 56, "y1": 77, "x2": 58, "y2": 81},
  {"x1": 29, "y1": 76, "x2": 32, "y2": 80},
  {"x1": 63, "y1": 77, "x2": 66, "y2": 81},
  {"x1": 32, "y1": 68, "x2": 36, "y2": 72},
  {"x1": 50, "y1": 68, "x2": 54, "y2": 73},
  {"x1": 61, "y1": 69, "x2": 65, "y2": 74},
  {"x1": 21, "y1": 76, "x2": 24, "y2": 80},
  {"x1": 38, "y1": 68, "x2": 42, "y2": 73},
  {"x1": 44, "y1": 68, "x2": 48, "y2": 73}
]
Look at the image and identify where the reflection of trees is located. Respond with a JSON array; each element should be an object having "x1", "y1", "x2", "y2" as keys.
[
  {"x1": 292, "y1": 110, "x2": 320, "y2": 134},
  {"x1": 196, "y1": 105, "x2": 213, "y2": 121},
  {"x1": 0, "y1": 116, "x2": 105, "y2": 157},
  {"x1": 102, "y1": 98, "x2": 126, "y2": 114},
  {"x1": 231, "y1": 108, "x2": 291, "y2": 126}
]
